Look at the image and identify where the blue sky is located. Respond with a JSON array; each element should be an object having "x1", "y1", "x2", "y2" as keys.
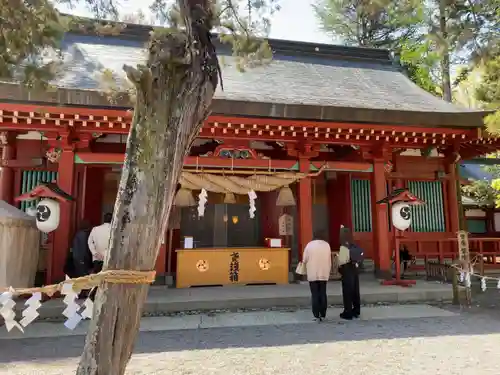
[{"x1": 57, "y1": 0, "x2": 335, "y2": 44}]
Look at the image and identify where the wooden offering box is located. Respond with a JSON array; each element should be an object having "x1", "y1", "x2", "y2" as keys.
[{"x1": 176, "y1": 247, "x2": 290, "y2": 288}]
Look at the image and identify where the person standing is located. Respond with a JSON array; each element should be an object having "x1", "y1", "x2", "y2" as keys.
[
  {"x1": 71, "y1": 220, "x2": 93, "y2": 278},
  {"x1": 302, "y1": 238, "x2": 332, "y2": 322},
  {"x1": 87, "y1": 213, "x2": 112, "y2": 300},
  {"x1": 337, "y1": 228, "x2": 361, "y2": 320}
]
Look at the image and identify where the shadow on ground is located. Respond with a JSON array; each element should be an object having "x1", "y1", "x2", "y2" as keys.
[{"x1": 1, "y1": 311, "x2": 499, "y2": 363}]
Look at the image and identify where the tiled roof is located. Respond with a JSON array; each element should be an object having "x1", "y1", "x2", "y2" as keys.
[{"x1": 56, "y1": 32, "x2": 476, "y2": 115}]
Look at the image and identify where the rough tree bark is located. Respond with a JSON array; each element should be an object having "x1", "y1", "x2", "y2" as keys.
[
  {"x1": 76, "y1": 1, "x2": 218, "y2": 374},
  {"x1": 439, "y1": 0, "x2": 452, "y2": 102}
]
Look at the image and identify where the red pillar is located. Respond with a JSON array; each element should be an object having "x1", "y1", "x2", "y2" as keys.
[
  {"x1": 297, "y1": 158, "x2": 313, "y2": 261},
  {"x1": 446, "y1": 163, "x2": 460, "y2": 233},
  {"x1": 155, "y1": 235, "x2": 167, "y2": 279},
  {"x1": 260, "y1": 191, "x2": 280, "y2": 240},
  {"x1": 80, "y1": 166, "x2": 105, "y2": 226},
  {"x1": 372, "y1": 159, "x2": 391, "y2": 279},
  {"x1": 327, "y1": 173, "x2": 352, "y2": 250},
  {"x1": 51, "y1": 150, "x2": 75, "y2": 282},
  {"x1": 0, "y1": 132, "x2": 16, "y2": 204}
]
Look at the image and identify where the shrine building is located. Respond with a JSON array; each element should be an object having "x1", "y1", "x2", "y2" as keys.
[{"x1": 1, "y1": 20, "x2": 499, "y2": 287}]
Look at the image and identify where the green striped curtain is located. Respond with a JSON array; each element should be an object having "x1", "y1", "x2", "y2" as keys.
[
  {"x1": 351, "y1": 179, "x2": 372, "y2": 232},
  {"x1": 20, "y1": 170, "x2": 58, "y2": 211},
  {"x1": 407, "y1": 181, "x2": 446, "y2": 232}
]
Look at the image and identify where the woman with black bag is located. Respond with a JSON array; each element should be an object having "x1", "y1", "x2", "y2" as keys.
[{"x1": 337, "y1": 227, "x2": 362, "y2": 320}]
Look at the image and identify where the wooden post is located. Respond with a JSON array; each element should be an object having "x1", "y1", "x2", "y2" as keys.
[
  {"x1": 451, "y1": 266, "x2": 460, "y2": 305},
  {"x1": 372, "y1": 158, "x2": 391, "y2": 279},
  {"x1": 446, "y1": 162, "x2": 460, "y2": 234},
  {"x1": 0, "y1": 132, "x2": 16, "y2": 205},
  {"x1": 297, "y1": 158, "x2": 313, "y2": 261},
  {"x1": 458, "y1": 230, "x2": 472, "y2": 306}
]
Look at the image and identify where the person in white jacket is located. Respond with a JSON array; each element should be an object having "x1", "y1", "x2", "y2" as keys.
[
  {"x1": 302, "y1": 238, "x2": 332, "y2": 321},
  {"x1": 87, "y1": 212, "x2": 112, "y2": 270},
  {"x1": 87, "y1": 213, "x2": 112, "y2": 301}
]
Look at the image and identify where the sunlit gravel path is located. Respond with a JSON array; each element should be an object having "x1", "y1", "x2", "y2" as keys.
[{"x1": 1, "y1": 309, "x2": 499, "y2": 375}]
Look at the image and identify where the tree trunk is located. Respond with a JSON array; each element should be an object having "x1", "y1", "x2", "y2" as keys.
[
  {"x1": 76, "y1": 1, "x2": 217, "y2": 374},
  {"x1": 439, "y1": 0, "x2": 452, "y2": 102}
]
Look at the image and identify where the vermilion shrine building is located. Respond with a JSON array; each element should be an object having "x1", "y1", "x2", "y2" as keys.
[{"x1": 1, "y1": 22, "x2": 499, "y2": 285}]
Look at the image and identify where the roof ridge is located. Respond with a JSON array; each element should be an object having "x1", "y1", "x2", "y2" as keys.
[{"x1": 63, "y1": 14, "x2": 393, "y2": 64}]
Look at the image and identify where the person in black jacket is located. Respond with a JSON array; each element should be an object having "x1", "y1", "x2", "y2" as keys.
[{"x1": 71, "y1": 220, "x2": 93, "y2": 278}]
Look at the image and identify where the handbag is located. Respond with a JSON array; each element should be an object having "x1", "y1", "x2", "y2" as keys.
[{"x1": 295, "y1": 261, "x2": 307, "y2": 275}]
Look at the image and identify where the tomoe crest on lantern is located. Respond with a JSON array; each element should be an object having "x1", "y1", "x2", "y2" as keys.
[
  {"x1": 36, "y1": 199, "x2": 60, "y2": 233},
  {"x1": 391, "y1": 202, "x2": 412, "y2": 231},
  {"x1": 14, "y1": 182, "x2": 74, "y2": 234},
  {"x1": 376, "y1": 188, "x2": 424, "y2": 231}
]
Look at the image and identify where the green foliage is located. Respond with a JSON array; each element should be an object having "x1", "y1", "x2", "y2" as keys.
[
  {"x1": 312, "y1": 0, "x2": 441, "y2": 92},
  {"x1": 148, "y1": 0, "x2": 279, "y2": 72},
  {"x1": 461, "y1": 158, "x2": 500, "y2": 208},
  {"x1": 312, "y1": 0, "x2": 500, "y2": 99},
  {"x1": 399, "y1": 40, "x2": 440, "y2": 95},
  {"x1": 462, "y1": 178, "x2": 497, "y2": 207},
  {"x1": 476, "y1": 56, "x2": 500, "y2": 134},
  {"x1": 0, "y1": 0, "x2": 280, "y2": 92},
  {"x1": 0, "y1": 0, "x2": 67, "y2": 89},
  {"x1": 312, "y1": 0, "x2": 424, "y2": 48}
]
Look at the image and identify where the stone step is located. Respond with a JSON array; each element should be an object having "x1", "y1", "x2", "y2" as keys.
[
  {"x1": 16, "y1": 279, "x2": 454, "y2": 321},
  {"x1": 0, "y1": 304, "x2": 459, "y2": 340}
]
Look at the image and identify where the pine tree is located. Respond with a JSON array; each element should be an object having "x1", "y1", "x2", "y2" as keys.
[{"x1": 313, "y1": 0, "x2": 500, "y2": 101}]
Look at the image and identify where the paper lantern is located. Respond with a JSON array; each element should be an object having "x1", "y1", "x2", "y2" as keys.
[
  {"x1": 391, "y1": 201, "x2": 412, "y2": 231},
  {"x1": 36, "y1": 199, "x2": 60, "y2": 233}
]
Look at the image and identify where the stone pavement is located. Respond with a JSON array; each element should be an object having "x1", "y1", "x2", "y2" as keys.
[
  {"x1": 1, "y1": 304, "x2": 457, "y2": 340},
  {"x1": 1, "y1": 304, "x2": 499, "y2": 375},
  {"x1": 27, "y1": 277, "x2": 454, "y2": 320}
]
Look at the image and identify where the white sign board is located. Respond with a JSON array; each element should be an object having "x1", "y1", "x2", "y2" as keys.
[
  {"x1": 279, "y1": 214, "x2": 293, "y2": 236},
  {"x1": 184, "y1": 236, "x2": 194, "y2": 249}
]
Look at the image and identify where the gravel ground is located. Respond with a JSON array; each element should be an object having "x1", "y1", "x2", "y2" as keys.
[{"x1": 1, "y1": 307, "x2": 500, "y2": 375}]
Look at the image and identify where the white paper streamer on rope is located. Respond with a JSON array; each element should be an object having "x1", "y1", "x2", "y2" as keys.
[
  {"x1": 465, "y1": 272, "x2": 471, "y2": 288},
  {"x1": 453, "y1": 260, "x2": 500, "y2": 291},
  {"x1": 0, "y1": 291, "x2": 24, "y2": 332},
  {"x1": 20, "y1": 292, "x2": 42, "y2": 327},
  {"x1": 248, "y1": 190, "x2": 257, "y2": 218},
  {"x1": 61, "y1": 282, "x2": 82, "y2": 330},
  {"x1": 197, "y1": 188, "x2": 208, "y2": 217},
  {"x1": 80, "y1": 297, "x2": 94, "y2": 320},
  {"x1": 481, "y1": 277, "x2": 487, "y2": 292}
]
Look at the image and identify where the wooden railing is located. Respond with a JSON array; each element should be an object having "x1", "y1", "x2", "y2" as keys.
[
  {"x1": 425, "y1": 260, "x2": 461, "y2": 305},
  {"x1": 398, "y1": 233, "x2": 500, "y2": 273},
  {"x1": 425, "y1": 261, "x2": 456, "y2": 282}
]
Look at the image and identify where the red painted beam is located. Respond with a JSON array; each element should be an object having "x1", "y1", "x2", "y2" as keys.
[
  {"x1": 0, "y1": 102, "x2": 132, "y2": 118},
  {"x1": 0, "y1": 121, "x2": 130, "y2": 135},
  {"x1": 0, "y1": 159, "x2": 43, "y2": 168},
  {"x1": 207, "y1": 115, "x2": 475, "y2": 136},
  {"x1": 184, "y1": 157, "x2": 296, "y2": 169},
  {"x1": 74, "y1": 152, "x2": 374, "y2": 171},
  {"x1": 75, "y1": 152, "x2": 298, "y2": 169},
  {"x1": 315, "y1": 161, "x2": 372, "y2": 172},
  {"x1": 0, "y1": 102, "x2": 478, "y2": 137}
]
